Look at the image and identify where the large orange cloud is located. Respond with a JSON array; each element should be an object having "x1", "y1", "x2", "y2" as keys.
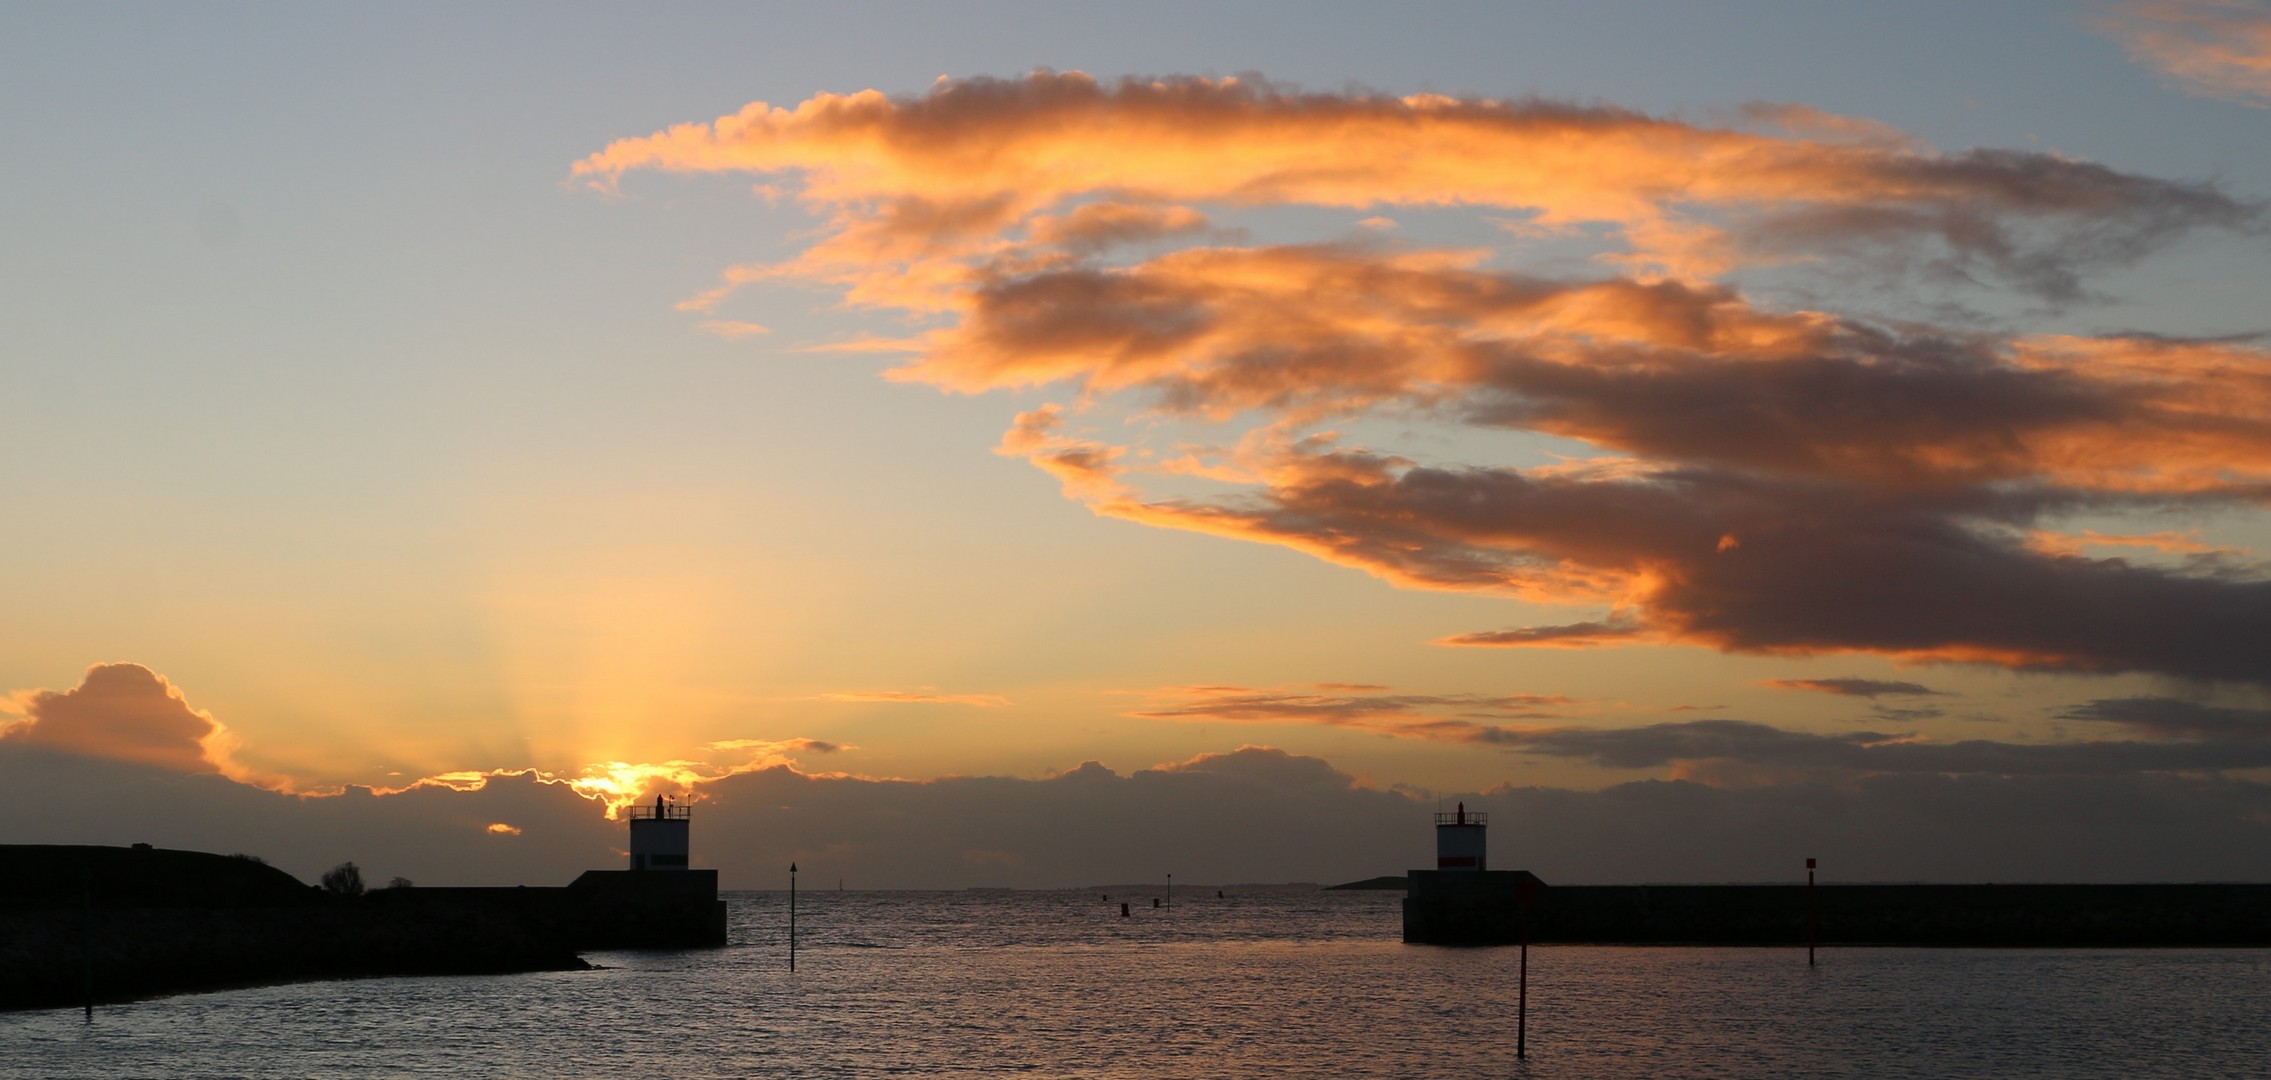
[
  {"x1": 576, "y1": 72, "x2": 2248, "y2": 303},
  {"x1": 1, "y1": 663, "x2": 260, "y2": 782},
  {"x1": 577, "y1": 74, "x2": 2271, "y2": 687}
]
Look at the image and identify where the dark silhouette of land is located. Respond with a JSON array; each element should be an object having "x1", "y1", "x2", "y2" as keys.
[
  {"x1": 0, "y1": 844, "x2": 724, "y2": 1012},
  {"x1": 1325, "y1": 875, "x2": 1411, "y2": 891}
]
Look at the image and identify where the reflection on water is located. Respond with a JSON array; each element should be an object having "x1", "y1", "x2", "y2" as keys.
[{"x1": 6, "y1": 888, "x2": 2266, "y2": 1078}]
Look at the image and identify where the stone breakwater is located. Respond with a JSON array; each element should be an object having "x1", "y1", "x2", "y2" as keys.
[
  {"x1": 1, "y1": 903, "x2": 591, "y2": 1011},
  {"x1": 1399, "y1": 871, "x2": 2271, "y2": 947},
  {"x1": 0, "y1": 845, "x2": 724, "y2": 1012}
]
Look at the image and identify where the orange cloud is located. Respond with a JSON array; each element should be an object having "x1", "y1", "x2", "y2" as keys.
[
  {"x1": 706, "y1": 736, "x2": 844, "y2": 753},
  {"x1": 369, "y1": 743, "x2": 854, "y2": 821},
  {"x1": 1760, "y1": 678, "x2": 1946, "y2": 698},
  {"x1": 2025, "y1": 528, "x2": 2231, "y2": 559},
  {"x1": 1129, "y1": 683, "x2": 1574, "y2": 745},
  {"x1": 2095, "y1": 0, "x2": 2271, "y2": 106},
  {"x1": 995, "y1": 406, "x2": 1131, "y2": 503},
  {"x1": 1025, "y1": 201, "x2": 1212, "y2": 254},
  {"x1": 947, "y1": 246, "x2": 2271, "y2": 497},
  {"x1": 813, "y1": 690, "x2": 1011, "y2": 707},
  {"x1": 1438, "y1": 618, "x2": 1651, "y2": 650},
  {"x1": 697, "y1": 319, "x2": 773, "y2": 339},
  {"x1": 577, "y1": 71, "x2": 2247, "y2": 308},
  {"x1": 789, "y1": 333, "x2": 929, "y2": 355},
  {"x1": 1, "y1": 663, "x2": 280, "y2": 787}
]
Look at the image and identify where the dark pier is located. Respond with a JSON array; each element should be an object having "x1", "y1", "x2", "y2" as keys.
[
  {"x1": 1, "y1": 842, "x2": 727, "y2": 1012},
  {"x1": 1399, "y1": 875, "x2": 2271, "y2": 947},
  {"x1": 1380, "y1": 807, "x2": 2271, "y2": 947}
]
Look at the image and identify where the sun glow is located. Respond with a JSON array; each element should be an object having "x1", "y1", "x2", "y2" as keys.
[{"x1": 566, "y1": 760, "x2": 719, "y2": 818}]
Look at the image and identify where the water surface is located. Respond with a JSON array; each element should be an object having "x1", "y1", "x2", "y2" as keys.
[{"x1": 7, "y1": 888, "x2": 2265, "y2": 1078}]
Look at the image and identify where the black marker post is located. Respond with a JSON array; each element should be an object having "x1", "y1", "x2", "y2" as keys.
[
  {"x1": 1806, "y1": 857, "x2": 1817, "y2": 967},
  {"x1": 1516, "y1": 877, "x2": 1534, "y2": 1059}
]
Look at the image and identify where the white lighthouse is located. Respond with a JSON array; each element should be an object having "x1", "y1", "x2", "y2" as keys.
[
  {"x1": 1435, "y1": 802, "x2": 1486, "y2": 871},
  {"x1": 628, "y1": 795, "x2": 691, "y2": 870}
]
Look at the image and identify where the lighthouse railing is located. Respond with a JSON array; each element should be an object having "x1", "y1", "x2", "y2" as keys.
[{"x1": 1433, "y1": 812, "x2": 1487, "y2": 826}]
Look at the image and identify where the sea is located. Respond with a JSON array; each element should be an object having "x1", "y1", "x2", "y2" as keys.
[{"x1": 4, "y1": 886, "x2": 2266, "y2": 1078}]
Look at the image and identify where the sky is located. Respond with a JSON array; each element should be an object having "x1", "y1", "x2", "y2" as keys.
[{"x1": 5, "y1": 1, "x2": 2271, "y2": 890}]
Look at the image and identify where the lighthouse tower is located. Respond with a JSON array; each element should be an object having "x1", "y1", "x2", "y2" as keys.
[
  {"x1": 1435, "y1": 802, "x2": 1486, "y2": 871},
  {"x1": 627, "y1": 794, "x2": 691, "y2": 871},
  {"x1": 1405, "y1": 803, "x2": 1544, "y2": 944}
]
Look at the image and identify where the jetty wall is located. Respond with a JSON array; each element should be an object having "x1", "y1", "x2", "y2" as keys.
[
  {"x1": 1402, "y1": 873, "x2": 2271, "y2": 946},
  {"x1": 0, "y1": 845, "x2": 725, "y2": 1012}
]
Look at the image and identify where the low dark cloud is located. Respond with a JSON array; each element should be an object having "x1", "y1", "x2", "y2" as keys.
[
  {"x1": 8, "y1": 737, "x2": 2269, "y2": 888},
  {"x1": 1868, "y1": 706, "x2": 1948, "y2": 723},
  {"x1": 1131, "y1": 685, "x2": 2271, "y2": 779},
  {"x1": 1499, "y1": 718, "x2": 2271, "y2": 777},
  {"x1": 1482, "y1": 771, "x2": 2271, "y2": 884},
  {"x1": 0, "y1": 745, "x2": 619, "y2": 889},
  {"x1": 1763, "y1": 678, "x2": 1947, "y2": 698},
  {"x1": 8, "y1": 670, "x2": 2268, "y2": 888},
  {"x1": 1124, "y1": 450, "x2": 2271, "y2": 687},
  {"x1": 1734, "y1": 149, "x2": 2254, "y2": 302},
  {"x1": 2060, "y1": 696, "x2": 2271, "y2": 741}
]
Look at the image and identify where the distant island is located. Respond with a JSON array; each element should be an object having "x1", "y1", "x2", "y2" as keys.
[{"x1": 1325, "y1": 875, "x2": 1411, "y2": 891}]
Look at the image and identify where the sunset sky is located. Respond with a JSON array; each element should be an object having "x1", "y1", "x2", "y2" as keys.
[{"x1": 6, "y1": 1, "x2": 2271, "y2": 889}]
